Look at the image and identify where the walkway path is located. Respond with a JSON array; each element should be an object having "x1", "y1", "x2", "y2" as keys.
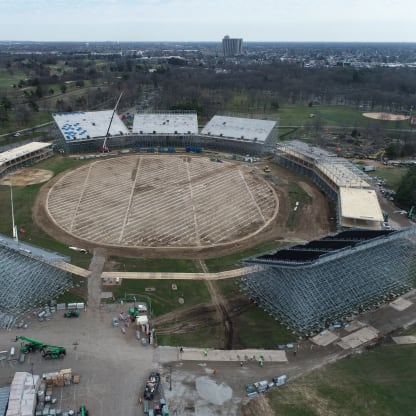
[
  {"x1": 87, "y1": 248, "x2": 106, "y2": 310},
  {"x1": 53, "y1": 261, "x2": 258, "y2": 280}
]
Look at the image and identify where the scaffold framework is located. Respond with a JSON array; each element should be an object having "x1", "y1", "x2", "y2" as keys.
[
  {"x1": 0, "y1": 245, "x2": 72, "y2": 328},
  {"x1": 241, "y1": 229, "x2": 416, "y2": 336}
]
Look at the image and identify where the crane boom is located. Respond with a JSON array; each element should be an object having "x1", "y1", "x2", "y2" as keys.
[{"x1": 101, "y1": 91, "x2": 124, "y2": 152}]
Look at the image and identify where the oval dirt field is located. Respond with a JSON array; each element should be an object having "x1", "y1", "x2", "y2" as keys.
[{"x1": 45, "y1": 155, "x2": 279, "y2": 249}]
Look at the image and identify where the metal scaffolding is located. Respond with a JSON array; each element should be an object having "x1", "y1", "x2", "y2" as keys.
[
  {"x1": 0, "y1": 245, "x2": 72, "y2": 328},
  {"x1": 240, "y1": 228, "x2": 416, "y2": 336}
]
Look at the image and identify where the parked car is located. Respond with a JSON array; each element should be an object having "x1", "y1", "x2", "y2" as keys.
[{"x1": 112, "y1": 317, "x2": 119, "y2": 327}]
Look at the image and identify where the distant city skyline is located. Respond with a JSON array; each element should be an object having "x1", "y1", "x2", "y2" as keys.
[{"x1": 0, "y1": 0, "x2": 415, "y2": 43}]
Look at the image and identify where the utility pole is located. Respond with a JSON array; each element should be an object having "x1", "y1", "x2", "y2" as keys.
[{"x1": 169, "y1": 365, "x2": 172, "y2": 391}]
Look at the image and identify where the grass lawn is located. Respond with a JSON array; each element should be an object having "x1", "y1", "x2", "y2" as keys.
[
  {"x1": 110, "y1": 279, "x2": 211, "y2": 317},
  {"x1": 215, "y1": 278, "x2": 241, "y2": 298},
  {"x1": 107, "y1": 256, "x2": 200, "y2": 273},
  {"x1": 236, "y1": 306, "x2": 296, "y2": 348},
  {"x1": 367, "y1": 166, "x2": 408, "y2": 191},
  {"x1": 157, "y1": 324, "x2": 223, "y2": 348},
  {"x1": 271, "y1": 105, "x2": 368, "y2": 127},
  {"x1": 268, "y1": 345, "x2": 416, "y2": 416},
  {"x1": 205, "y1": 240, "x2": 287, "y2": 272},
  {"x1": 287, "y1": 181, "x2": 311, "y2": 229},
  {"x1": 0, "y1": 69, "x2": 26, "y2": 88}
]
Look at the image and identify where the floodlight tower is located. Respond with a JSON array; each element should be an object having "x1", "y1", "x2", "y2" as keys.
[{"x1": 100, "y1": 92, "x2": 124, "y2": 153}]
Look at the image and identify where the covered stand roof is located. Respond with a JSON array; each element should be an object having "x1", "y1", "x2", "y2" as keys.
[
  {"x1": 132, "y1": 112, "x2": 198, "y2": 135},
  {"x1": 0, "y1": 142, "x2": 51, "y2": 167},
  {"x1": 201, "y1": 115, "x2": 276, "y2": 142},
  {"x1": 339, "y1": 187, "x2": 384, "y2": 228},
  {"x1": 247, "y1": 229, "x2": 395, "y2": 265},
  {"x1": 53, "y1": 111, "x2": 129, "y2": 141}
]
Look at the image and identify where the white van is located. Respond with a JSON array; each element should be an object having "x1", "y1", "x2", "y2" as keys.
[{"x1": 10, "y1": 347, "x2": 16, "y2": 358}]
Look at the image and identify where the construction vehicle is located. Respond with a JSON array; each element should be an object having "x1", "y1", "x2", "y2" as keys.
[
  {"x1": 263, "y1": 165, "x2": 271, "y2": 173},
  {"x1": 64, "y1": 310, "x2": 80, "y2": 318},
  {"x1": 77, "y1": 405, "x2": 89, "y2": 416},
  {"x1": 143, "y1": 371, "x2": 169, "y2": 415},
  {"x1": 144, "y1": 372, "x2": 161, "y2": 401},
  {"x1": 41, "y1": 345, "x2": 66, "y2": 359},
  {"x1": 100, "y1": 92, "x2": 123, "y2": 153},
  {"x1": 15, "y1": 336, "x2": 65, "y2": 359},
  {"x1": 15, "y1": 336, "x2": 44, "y2": 354}
]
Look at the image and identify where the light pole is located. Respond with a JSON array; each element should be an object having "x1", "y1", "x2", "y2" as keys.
[{"x1": 169, "y1": 366, "x2": 172, "y2": 391}]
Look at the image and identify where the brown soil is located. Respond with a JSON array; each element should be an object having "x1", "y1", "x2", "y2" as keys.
[
  {"x1": 242, "y1": 394, "x2": 275, "y2": 416},
  {"x1": 33, "y1": 161, "x2": 334, "y2": 260},
  {"x1": 363, "y1": 112, "x2": 410, "y2": 121},
  {"x1": 0, "y1": 168, "x2": 53, "y2": 186},
  {"x1": 153, "y1": 295, "x2": 259, "y2": 349}
]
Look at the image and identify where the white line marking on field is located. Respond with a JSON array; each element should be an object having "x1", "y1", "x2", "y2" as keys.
[
  {"x1": 186, "y1": 158, "x2": 201, "y2": 246},
  {"x1": 118, "y1": 156, "x2": 142, "y2": 243},
  {"x1": 238, "y1": 169, "x2": 266, "y2": 224},
  {"x1": 70, "y1": 163, "x2": 94, "y2": 232}
]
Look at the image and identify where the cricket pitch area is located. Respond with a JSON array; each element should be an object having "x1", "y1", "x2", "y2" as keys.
[{"x1": 42, "y1": 155, "x2": 279, "y2": 254}]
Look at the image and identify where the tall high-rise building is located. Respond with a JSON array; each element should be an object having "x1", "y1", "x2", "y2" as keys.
[{"x1": 222, "y1": 35, "x2": 243, "y2": 57}]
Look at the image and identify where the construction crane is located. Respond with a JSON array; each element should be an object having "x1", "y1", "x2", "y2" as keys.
[{"x1": 100, "y1": 91, "x2": 123, "y2": 153}]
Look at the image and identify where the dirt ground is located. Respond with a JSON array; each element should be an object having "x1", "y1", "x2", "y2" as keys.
[
  {"x1": 0, "y1": 168, "x2": 53, "y2": 186},
  {"x1": 33, "y1": 159, "x2": 334, "y2": 259},
  {"x1": 362, "y1": 112, "x2": 410, "y2": 121}
]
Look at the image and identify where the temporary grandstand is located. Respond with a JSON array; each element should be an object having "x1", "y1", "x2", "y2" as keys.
[
  {"x1": 275, "y1": 140, "x2": 383, "y2": 229},
  {"x1": 132, "y1": 111, "x2": 198, "y2": 135},
  {"x1": 53, "y1": 110, "x2": 129, "y2": 153},
  {"x1": 129, "y1": 110, "x2": 202, "y2": 151},
  {"x1": 201, "y1": 115, "x2": 276, "y2": 143},
  {"x1": 53, "y1": 109, "x2": 277, "y2": 155},
  {"x1": 0, "y1": 142, "x2": 53, "y2": 178},
  {"x1": 0, "y1": 239, "x2": 71, "y2": 328},
  {"x1": 241, "y1": 228, "x2": 416, "y2": 336}
]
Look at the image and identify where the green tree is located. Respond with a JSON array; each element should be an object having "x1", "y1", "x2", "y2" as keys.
[
  {"x1": 385, "y1": 143, "x2": 398, "y2": 159},
  {"x1": 395, "y1": 166, "x2": 416, "y2": 209}
]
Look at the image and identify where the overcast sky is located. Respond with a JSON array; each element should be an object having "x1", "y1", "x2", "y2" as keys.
[{"x1": 0, "y1": 0, "x2": 414, "y2": 43}]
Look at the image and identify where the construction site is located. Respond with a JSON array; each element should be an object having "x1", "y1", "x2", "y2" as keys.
[{"x1": 1, "y1": 109, "x2": 416, "y2": 415}]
